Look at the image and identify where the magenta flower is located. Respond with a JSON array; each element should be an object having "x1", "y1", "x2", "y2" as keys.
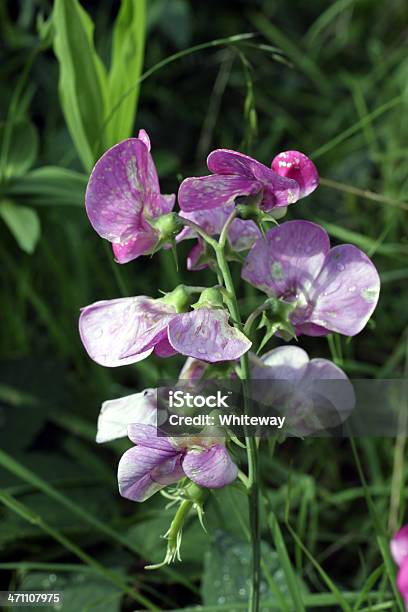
[
  {"x1": 85, "y1": 130, "x2": 175, "y2": 264},
  {"x1": 79, "y1": 296, "x2": 251, "y2": 366},
  {"x1": 242, "y1": 220, "x2": 380, "y2": 337},
  {"x1": 178, "y1": 149, "x2": 318, "y2": 213},
  {"x1": 391, "y1": 526, "x2": 408, "y2": 607},
  {"x1": 178, "y1": 204, "x2": 261, "y2": 270},
  {"x1": 118, "y1": 424, "x2": 238, "y2": 502}
]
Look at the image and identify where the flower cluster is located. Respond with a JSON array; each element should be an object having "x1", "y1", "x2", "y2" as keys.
[{"x1": 80, "y1": 129, "x2": 380, "y2": 569}]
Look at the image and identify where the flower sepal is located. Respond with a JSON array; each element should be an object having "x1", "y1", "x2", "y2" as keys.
[
  {"x1": 235, "y1": 200, "x2": 285, "y2": 241},
  {"x1": 257, "y1": 299, "x2": 297, "y2": 352},
  {"x1": 145, "y1": 482, "x2": 208, "y2": 570},
  {"x1": 160, "y1": 285, "x2": 190, "y2": 313},
  {"x1": 148, "y1": 212, "x2": 185, "y2": 252},
  {"x1": 192, "y1": 287, "x2": 225, "y2": 310}
]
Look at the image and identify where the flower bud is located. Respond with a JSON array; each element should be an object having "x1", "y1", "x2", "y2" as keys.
[
  {"x1": 149, "y1": 212, "x2": 184, "y2": 242},
  {"x1": 161, "y1": 285, "x2": 190, "y2": 312},
  {"x1": 192, "y1": 287, "x2": 224, "y2": 310}
]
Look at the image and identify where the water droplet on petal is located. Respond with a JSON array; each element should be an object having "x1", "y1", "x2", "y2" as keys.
[
  {"x1": 361, "y1": 287, "x2": 379, "y2": 302},
  {"x1": 336, "y1": 263, "x2": 345, "y2": 271}
]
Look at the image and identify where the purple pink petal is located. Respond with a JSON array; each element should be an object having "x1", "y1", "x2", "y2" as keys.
[
  {"x1": 85, "y1": 132, "x2": 175, "y2": 263},
  {"x1": 242, "y1": 220, "x2": 380, "y2": 337}
]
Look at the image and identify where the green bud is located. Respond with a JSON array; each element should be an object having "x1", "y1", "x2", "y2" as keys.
[
  {"x1": 161, "y1": 285, "x2": 190, "y2": 312},
  {"x1": 192, "y1": 287, "x2": 224, "y2": 310},
  {"x1": 149, "y1": 212, "x2": 184, "y2": 242}
]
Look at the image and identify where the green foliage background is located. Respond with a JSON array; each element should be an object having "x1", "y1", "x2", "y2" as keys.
[{"x1": 0, "y1": 0, "x2": 408, "y2": 609}]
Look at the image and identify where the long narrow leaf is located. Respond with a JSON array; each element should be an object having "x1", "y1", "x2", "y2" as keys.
[
  {"x1": 107, "y1": 0, "x2": 146, "y2": 145},
  {"x1": 268, "y1": 513, "x2": 306, "y2": 611},
  {"x1": 52, "y1": 0, "x2": 108, "y2": 170}
]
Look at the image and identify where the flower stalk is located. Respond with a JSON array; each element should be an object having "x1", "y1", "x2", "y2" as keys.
[{"x1": 211, "y1": 209, "x2": 261, "y2": 612}]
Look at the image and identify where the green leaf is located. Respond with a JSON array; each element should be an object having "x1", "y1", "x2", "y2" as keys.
[
  {"x1": 5, "y1": 167, "x2": 87, "y2": 207},
  {"x1": 0, "y1": 199, "x2": 40, "y2": 253},
  {"x1": 269, "y1": 513, "x2": 306, "y2": 611},
  {"x1": 52, "y1": 0, "x2": 108, "y2": 171},
  {"x1": 201, "y1": 530, "x2": 301, "y2": 607},
  {"x1": 0, "y1": 119, "x2": 39, "y2": 178},
  {"x1": 107, "y1": 0, "x2": 146, "y2": 146}
]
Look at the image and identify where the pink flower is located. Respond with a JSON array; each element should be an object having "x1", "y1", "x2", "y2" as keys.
[
  {"x1": 118, "y1": 424, "x2": 238, "y2": 502},
  {"x1": 79, "y1": 295, "x2": 251, "y2": 366},
  {"x1": 391, "y1": 526, "x2": 408, "y2": 608},
  {"x1": 178, "y1": 149, "x2": 318, "y2": 213},
  {"x1": 250, "y1": 345, "x2": 354, "y2": 435},
  {"x1": 177, "y1": 346, "x2": 354, "y2": 436},
  {"x1": 93, "y1": 389, "x2": 237, "y2": 502},
  {"x1": 242, "y1": 220, "x2": 380, "y2": 337},
  {"x1": 85, "y1": 130, "x2": 175, "y2": 263}
]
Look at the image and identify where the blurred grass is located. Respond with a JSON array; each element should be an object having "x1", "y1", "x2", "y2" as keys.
[{"x1": 0, "y1": 0, "x2": 408, "y2": 609}]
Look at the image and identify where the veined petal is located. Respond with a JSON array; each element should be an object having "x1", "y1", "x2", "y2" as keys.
[
  {"x1": 242, "y1": 221, "x2": 330, "y2": 299},
  {"x1": 112, "y1": 229, "x2": 158, "y2": 263},
  {"x1": 207, "y1": 149, "x2": 259, "y2": 177},
  {"x1": 79, "y1": 296, "x2": 176, "y2": 367},
  {"x1": 118, "y1": 444, "x2": 182, "y2": 502},
  {"x1": 228, "y1": 218, "x2": 261, "y2": 251},
  {"x1": 208, "y1": 149, "x2": 300, "y2": 210},
  {"x1": 272, "y1": 151, "x2": 319, "y2": 198},
  {"x1": 251, "y1": 346, "x2": 354, "y2": 435},
  {"x1": 178, "y1": 174, "x2": 260, "y2": 212},
  {"x1": 179, "y1": 206, "x2": 234, "y2": 236},
  {"x1": 127, "y1": 423, "x2": 177, "y2": 452},
  {"x1": 391, "y1": 526, "x2": 408, "y2": 567},
  {"x1": 96, "y1": 389, "x2": 157, "y2": 443},
  {"x1": 168, "y1": 309, "x2": 251, "y2": 362},
  {"x1": 85, "y1": 138, "x2": 160, "y2": 243},
  {"x1": 309, "y1": 244, "x2": 380, "y2": 336},
  {"x1": 183, "y1": 444, "x2": 238, "y2": 488},
  {"x1": 154, "y1": 336, "x2": 178, "y2": 357},
  {"x1": 293, "y1": 322, "x2": 329, "y2": 336}
]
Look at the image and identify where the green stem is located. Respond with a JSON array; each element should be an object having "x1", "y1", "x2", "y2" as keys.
[{"x1": 212, "y1": 221, "x2": 261, "y2": 612}]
